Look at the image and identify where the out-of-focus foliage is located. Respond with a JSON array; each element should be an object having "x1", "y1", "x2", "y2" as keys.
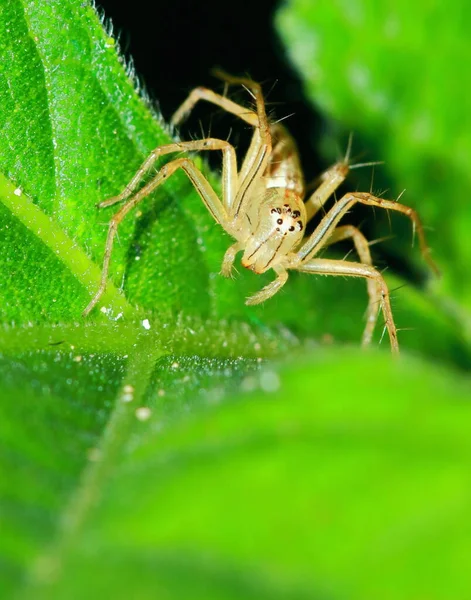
[
  {"x1": 278, "y1": 0, "x2": 471, "y2": 311},
  {"x1": 1, "y1": 0, "x2": 470, "y2": 599},
  {"x1": 3, "y1": 344, "x2": 471, "y2": 600}
]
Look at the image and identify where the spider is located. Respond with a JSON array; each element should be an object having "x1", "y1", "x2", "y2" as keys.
[{"x1": 83, "y1": 70, "x2": 438, "y2": 354}]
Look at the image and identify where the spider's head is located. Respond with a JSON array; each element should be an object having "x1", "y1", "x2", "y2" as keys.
[{"x1": 241, "y1": 189, "x2": 306, "y2": 274}]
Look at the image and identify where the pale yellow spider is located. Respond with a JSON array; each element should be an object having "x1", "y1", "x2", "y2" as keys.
[{"x1": 83, "y1": 71, "x2": 438, "y2": 354}]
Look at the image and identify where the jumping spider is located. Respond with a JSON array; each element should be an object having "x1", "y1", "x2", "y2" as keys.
[{"x1": 83, "y1": 71, "x2": 438, "y2": 354}]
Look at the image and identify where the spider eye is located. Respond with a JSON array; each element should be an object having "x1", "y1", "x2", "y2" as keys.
[
  {"x1": 289, "y1": 226, "x2": 295, "y2": 232},
  {"x1": 297, "y1": 222, "x2": 303, "y2": 231},
  {"x1": 293, "y1": 210, "x2": 301, "y2": 218},
  {"x1": 270, "y1": 208, "x2": 277, "y2": 214},
  {"x1": 277, "y1": 218, "x2": 283, "y2": 225}
]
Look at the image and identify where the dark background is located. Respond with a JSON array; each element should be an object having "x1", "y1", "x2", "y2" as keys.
[{"x1": 96, "y1": 0, "x2": 325, "y2": 180}]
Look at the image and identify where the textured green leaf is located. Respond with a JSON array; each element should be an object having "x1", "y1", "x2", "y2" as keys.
[{"x1": 0, "y1": 0, "x2": 290, "y2": 322}]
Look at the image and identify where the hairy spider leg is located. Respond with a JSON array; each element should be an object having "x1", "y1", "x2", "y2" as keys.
[
  {"x1": 171, "y1": 86, "x2": 260, "y2": 128},
  {"x1": 83, "y1": 139, "x2": 237, "y2": 316},
  {"x1": 212, "y1": 71, "x2": 272, "y2": 222},
  {"x1": 171, "y1": 72, "x2": 272, "y2": 223},
  {"x1": 325, "y1": 225, "x2": 380, "y2": 346},
  {"x1": 296, "y1": 258, "x2": 399, "y2": 354},
  {"x1": 296, "y1": 191, "x2": 439, "y2": 275},
  {"x1": 98, "y1": 140, "x2": 237, "y2": 212},
  {"x1": 304, "y1": 162, "x2": 349, "y2": 222},
  {"x1": 303, "y1": 139, "x2": 385, "y2": 223},
  {"x1": 245, "y1": 265, "x2": 289, "y2": 306},
  {"x1": 170, "y1": 83, "x2": 263, "y2": 213}
]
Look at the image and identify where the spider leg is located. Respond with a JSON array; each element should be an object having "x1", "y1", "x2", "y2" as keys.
[
  {"x1": 212, "y1": 70, "x2": 270, "y2": 134},
  {"x1": 171, "y1": 77, "x2": 270, "y2": 223},
  {"x1": 303, "y1": 142, "x2": 384, "y2": 222},
  {"x1": 220, "y1": 78, "x2": 271, "y2": 223},
  {"x1": 293, "y1": 257, "x2": 399, "y2": 354},
  {"x1": 203, "y1": 71, "x2": 273, "y2": 223},
  {"x1": 83, "y1": 149, "x2": 233, "y2": 316},
  {"x1": 171, "y1": 87, "x2": 259, "y2": 128},
  {"x1": 326, "y1": 225, "x2": 380, "y2": 347},
  {"x1": 304, "y1": 162, "x2": 349, "y2": 222},
  {"x1": 98, "y1": 139, "x2": 237, "y2": 212},
  {"x1": 296, "y1": 191, "x2": 439, "y2": 275},
  {"x1": 245, "y1": 266, "x2": 288, "y2": 305}
]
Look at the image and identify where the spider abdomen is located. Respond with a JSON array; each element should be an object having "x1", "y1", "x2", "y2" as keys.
[{"x1": 264, "y1": 123, "x2": 305, "y2": 196}]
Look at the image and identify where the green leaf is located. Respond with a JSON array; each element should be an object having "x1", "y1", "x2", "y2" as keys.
[
  {"x1": 2, "y1": 346, "x2": 471, "y2": 599},
  {"x1": 1, "y1": 2, "x2": 471, "y2": 599},
  {"x1": 0, "y1": 0, "x2": 159, "y2": 321},
  {"x1": 277, "y1": 0, "x2": 471, "y2": 311}
]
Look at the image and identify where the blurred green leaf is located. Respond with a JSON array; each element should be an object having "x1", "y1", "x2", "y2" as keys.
[
  {"x1": 0, "y1": 317, "x2": 295, "y2": 597},
  {"x1": 277, "y1": 0, "x2": 471, "y2": 311},
  {"x1": 1, "y1": 347, "x2": 470, "y2": 599}
]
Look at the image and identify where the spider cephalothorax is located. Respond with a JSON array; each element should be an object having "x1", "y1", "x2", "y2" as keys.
[
  {"x1": 240, "y1": 188, "x2": 306, "y2": 273},
  {"x1": 83, "y1": 71, "x2": 438, "y2": 354}
]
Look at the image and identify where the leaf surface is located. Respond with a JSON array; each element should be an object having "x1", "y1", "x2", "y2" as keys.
[
  {"x1": 2, "y1": 346, "x2": 471, "y2": 599},
  {"x1": 1, "y1": 2, "x2": 471, "y2": 598}
]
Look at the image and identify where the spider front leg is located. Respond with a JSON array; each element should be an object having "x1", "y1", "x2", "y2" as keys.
[
  {"x1": 294, "y1": 258, "x2": 399, "y2": 354},
  {"x1": 97, "y1": 139, "x2": 237, "y2": 211},
  {"x1": 290, "y1": 191, "x2": 439, "y2": 353},
  {"x1": 326, "y1": 225, "x2": 380, "y2": 347},
  {"x1": 304, "y1": 162, "x2": 349, "y2": 221},
  {"x1": 297, "y1": 191, "x2": 439, "y2": 276},
  {"x1": 83, "y1": 139, "x2": 237, "y2": 316},
  {"x1": 303, "y1": 134, "x2": 375, "y2": 222}
]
